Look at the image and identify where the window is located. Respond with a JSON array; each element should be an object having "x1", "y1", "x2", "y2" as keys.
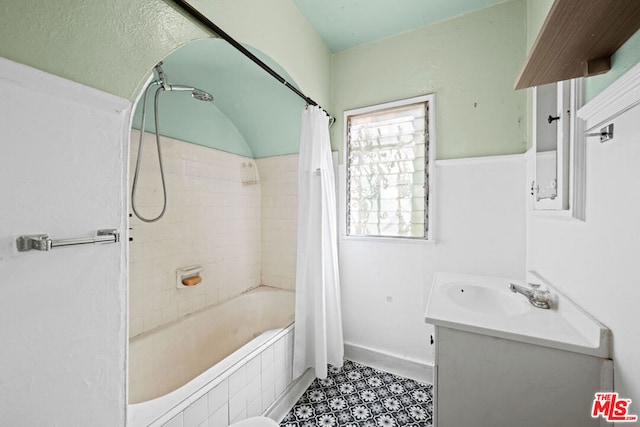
[{"x1": 345, "y1": 95, "x2": 434, "y2": 239}]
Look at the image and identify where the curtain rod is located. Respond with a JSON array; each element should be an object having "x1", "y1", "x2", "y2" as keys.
[{"x1": 172, "y1": 0, "x2": 334, "y2": 123}]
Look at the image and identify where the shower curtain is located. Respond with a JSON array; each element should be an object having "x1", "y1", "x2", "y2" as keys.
[{"x1": 293, "y1": 105, "x2": 344, "y2": 379}]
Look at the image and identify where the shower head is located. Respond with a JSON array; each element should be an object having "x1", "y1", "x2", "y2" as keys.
[
  {"x1": 162, "y1": 84, "x2": 214, "y2": 102},
  {"x1": 191, "y1": 88, "x2": 214, "y2": 102}
]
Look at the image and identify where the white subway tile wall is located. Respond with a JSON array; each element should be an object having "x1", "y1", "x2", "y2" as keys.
[
  {"x1": 129, "y1": 131, "x2": 262, "y2": 337},
  {"x1": 256, "y1": 155, "x2": 299, "y2": 291},
  {"x1": 130, "y1": 134, "x2": 300, "y2": 338},
  {"x1": 128, "y1": 134, "x2": 299, "y2": 426},
  {"x1": 160, "y1": 329, "x2": 295, "y2": 427}
]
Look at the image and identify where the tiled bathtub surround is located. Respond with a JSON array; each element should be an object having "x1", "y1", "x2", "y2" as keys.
[
  {"x1": 129, "y1": 131, "x2": 261, "y2": 337},
  {"x1": 128, "y1": 134, "x2": 302, "y2": 425},
  {"x1": 256, "y1": 155, "x2": 299, "y2": 291},
  {"x1": 129, "y1": 133, "x2": 301, "y2": 338},
  {"x1": 151, "y1": 327, "x2": 295, "y2": 427}
]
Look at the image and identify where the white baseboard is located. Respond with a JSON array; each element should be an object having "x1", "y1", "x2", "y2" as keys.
[{"x1": 344, "y1": 342, "x2": 434, "y2": 384}]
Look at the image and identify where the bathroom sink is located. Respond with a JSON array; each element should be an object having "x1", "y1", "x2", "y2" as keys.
[
  {"x1": 445, "y1": 281, "x2": 529, "y2": 316},
  {"x1": 425, "y1": 272, "x2": 611, "y2": 358}
]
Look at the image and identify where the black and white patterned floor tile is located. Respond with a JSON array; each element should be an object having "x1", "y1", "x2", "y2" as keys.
[{"x1": 280, "y1": 360, "x2": 433, "y2": 427}]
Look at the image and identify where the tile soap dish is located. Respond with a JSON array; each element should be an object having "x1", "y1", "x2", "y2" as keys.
[{"x1": 176, "y1": 265, "x2": 203, "y2": 288}]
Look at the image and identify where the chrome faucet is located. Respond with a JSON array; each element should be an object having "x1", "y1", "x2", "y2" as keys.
[{"x1": 509, "y1": 283, "x2": 551, "y2": 309}]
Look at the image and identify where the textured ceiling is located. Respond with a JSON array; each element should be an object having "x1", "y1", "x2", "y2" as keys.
[{"x1": 292, "y1": 0, "x2": 507, "y2": 52}]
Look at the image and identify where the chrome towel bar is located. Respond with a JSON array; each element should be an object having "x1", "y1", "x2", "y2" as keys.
[{"x1": 16, "y1": 229, "x2": 120, "y2": 252}]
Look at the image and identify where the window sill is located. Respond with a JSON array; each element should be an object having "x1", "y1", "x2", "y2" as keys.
[{"x1": 340, "y1": 235, "x2": 436, "y2": 245}]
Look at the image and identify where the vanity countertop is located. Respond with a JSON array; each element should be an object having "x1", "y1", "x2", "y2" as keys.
[{"x1": 425, "y1": 271, "x2": 610, "y2": 358}]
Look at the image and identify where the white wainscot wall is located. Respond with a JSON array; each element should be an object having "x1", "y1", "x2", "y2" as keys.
[
  {"x1": 528, "y1": 63, "x2": 640, "y2": 402},
  {"x1": 0, "y1": 58, "x2": 129, "y2": 425},
  {"x1": 338, "y1": 154, "x2": 527, "y2": 369}
]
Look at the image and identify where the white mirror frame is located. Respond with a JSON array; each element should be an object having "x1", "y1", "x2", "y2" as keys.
[{"x1": 532, "y1": 78, "x2": 585, "y2": 220}]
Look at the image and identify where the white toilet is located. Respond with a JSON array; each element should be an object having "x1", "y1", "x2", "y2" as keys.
[{"x1": 228, "y1": 416, "x2": 279, "y2": 427}]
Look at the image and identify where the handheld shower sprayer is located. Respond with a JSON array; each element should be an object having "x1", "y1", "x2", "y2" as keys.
[{"x1": 131, "y1": 62, "x2": 215, "y2": 223}]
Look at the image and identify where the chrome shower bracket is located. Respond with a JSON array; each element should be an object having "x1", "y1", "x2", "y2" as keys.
[{"x1": 154, "y1": 61, "x2": 170, "y2": 90}]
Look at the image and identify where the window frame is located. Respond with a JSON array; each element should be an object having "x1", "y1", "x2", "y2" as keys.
[{"x1": 342, "y1": 94, "x2": 436, "y2": 241}]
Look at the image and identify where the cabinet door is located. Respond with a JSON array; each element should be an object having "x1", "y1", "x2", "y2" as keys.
[
  {"x1": 533, "y1": 79, "x2": 579, "y2": 211},
  {"x1": 435, "y1": 327, "x2": 602, "y2": 427}
]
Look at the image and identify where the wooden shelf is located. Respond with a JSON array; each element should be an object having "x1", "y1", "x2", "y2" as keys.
[{"x1": 515, "y1": 0, "x2": 640, "y2": 90}]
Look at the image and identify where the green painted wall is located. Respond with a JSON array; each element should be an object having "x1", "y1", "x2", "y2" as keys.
[
  {"x1": 584, "y1": 29, "x2": 640, "y2": 102},
  {"x1": 526, "y1": 0, "x2": 554, "y2": 52},
  {"x1": 0, "y1": 0, "x2": 332, "y2": 159},
  {"x1": 332, "y1": 0, "x2": 528, "y2": 161},
  {"x1": 192, "y1": 0, "x2": 332, "y2": 109},
  {"x1": 0, "y1": 0, "x2": 209, "y2": 101},
  {"x1": 0, "y1": 0, "x2": 331, "y2": 109},
  {"x1": 524, "y1": 0, "x2": 554, "y2": 150}
]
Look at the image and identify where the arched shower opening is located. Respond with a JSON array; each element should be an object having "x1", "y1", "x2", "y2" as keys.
[{"x1": 127, "y1": 38, "x2": 305, "y2": 425}]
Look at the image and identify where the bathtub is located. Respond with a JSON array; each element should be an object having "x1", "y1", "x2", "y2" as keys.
[{"x1": 128, "y1": 286, "x2": 295, "y2": 427}]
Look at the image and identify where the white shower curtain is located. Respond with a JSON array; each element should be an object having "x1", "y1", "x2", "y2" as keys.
[{"x1": 293, "y1": 105, "x2": 344, "y2": 379}]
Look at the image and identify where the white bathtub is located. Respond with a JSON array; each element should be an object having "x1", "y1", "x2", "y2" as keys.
[{"x1": 128, "y1": 286, "x2": 295, "y2": 427}]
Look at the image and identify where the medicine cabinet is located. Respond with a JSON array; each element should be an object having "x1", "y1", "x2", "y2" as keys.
[{"x1": 532, "y1": 78, "x2": 583, "y2": 214}]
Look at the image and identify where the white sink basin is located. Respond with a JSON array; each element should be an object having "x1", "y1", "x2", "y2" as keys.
[
  {"x1": 425, "y1": 272, "x2": 611, "y2": 358},
  {"x1": 445, "y1": 281, "x2": 530, "y2": 316}
]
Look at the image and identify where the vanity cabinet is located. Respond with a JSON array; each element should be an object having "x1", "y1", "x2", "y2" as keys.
[
  {"x1": 425, "y1": 272, "x2": 612, "y2": 427},
  {"x1": 433, "y1": 326, "x2": 606, "y2": 427}
]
